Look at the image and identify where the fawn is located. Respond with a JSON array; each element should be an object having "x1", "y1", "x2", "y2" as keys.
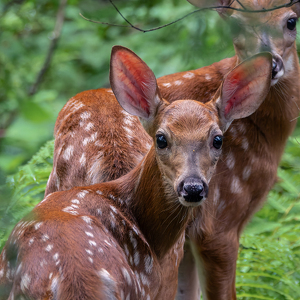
[
  {"x1": 0, "y1": 47, "x2": 272, "y2": 299},
  {"x1": 45, "y1": 0, "x2": 300, "y2": 299}
]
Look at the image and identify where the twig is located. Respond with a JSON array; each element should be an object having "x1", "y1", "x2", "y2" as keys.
[
  {"x1": 79, "y1": 0, "x2": 299, "y2": 33},
  {"x1": 29, "y1": 0, "x2": 68, "y2": 96}
]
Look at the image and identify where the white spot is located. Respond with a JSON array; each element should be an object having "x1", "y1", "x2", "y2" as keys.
[
  {"x1": 124, "y1": 244, "x2": 129, "y2": 257},
  {"x1": 122, "y1": 267, "x2": 132, "y2": 286},
  {"x1": 98, "y1": 269, "x2": 117, "y2": 298},
  {"x1": 230, "y1": 176, "x2": 242, "y2": 194},
  {"x1": 141, "y1": 288, "x2": 145, "y2": 297},
  {"x1": 226, "y1": 152, "x2": 235, "y2": 170},
  {"x1": 162, "y1": 83, "x2": 171, "y2": 87},
  {"x1": 51, "y1": 276, "x2": 59, "y2": 294},
  {"x1": 81, "y1": 111, "x2": 91, "y2": 119},
  {"x1": 243, "y1": 166, "x2": 252, "y2": 181},
  {"x1": 95, "y1": 140, "x2": 102, "y2": 147},
  {"x1": 97, "y1": 209, "x2": 102, "y2": 216},
  {"x1": 89, "y1": 240, "x2": 97, "y2": 247},
  {"x1": 96, "y1": 190, "x2": 103, "y2": 195},
  {"x1": 134, "y1": 251, "x2": 140, "y2": 266},
  {"x1": 63, "y1": 145, "x2": 74, "y2": 161},
  {"x1": 71, "y1": 204, "x2": 79, "y2": 209},
  {"x1": 110, "y1": 206, "x2": 118, "y2": 214},
  {"x1": 230, "y1": 126, "x2": 237, "y2": 138},
  {"x1": 205, "y1": 74, "x2": 211, "y2": 80},
  {"x1": 62, "y1": 206, "x2": 79, "y2": 215},
  {"x1": 129, "y1": 231, "x2": 137, "y2": 249},
  {"x1": 45, "y1": 244, "x2": 53, "y2": 252},
  {"x1": 71, "y1": 199, "x2": 80, "y2": 204},
  {"x1": 144, "y1": 255, "x2": 153, "y2": 274},
  {"x1": 239, "y1": 123, "x2": 246, "y2": 133},
  {"x1": 53, "y1": 253, "x2": 59, "y2": 261},
  {"x1": 241, "y1": 137, "x2": 249, "y2": 151},
  {"x1": 121, "y1": 290, "x2": 125, "y2": 300},
  {"x1": 183, "y1": 72, "x2": 195, "y2": 79},
  {"x1": 40, "y1": 259, "x2": 47, "y2": 267},
  {"x1": 85, "y1": 249, "x2": 93, "y2": 255},
  {"x1": 83, "y1": 132, "x2": 98, "y2": 146},
  {"x1": 213, "y1": 186, "x2": 220, "y2": 205},
  {"x1": 29, "y1": 238, "x2": 34, "y2": 246},
  {"x1": 81, "y1": 216, "x2": 92, "y2": 224},
  {"x1": 98, "y1": 247, "x2": 104, "y2": 253},
  {"x1": 132, "y1": 225, "x2": 140, "y2": 236},
  {"x1": 16, "y1": 263, "x2": 22, "y2": 275},
  {"x1": 105, "y1": 240, "x2": 111, "y2": 247},
  {"x1": 174, "y1": 80, "x2": 182, "y2": 86},
  {"x1": 88, "y1": 257, "x2": 93, "y2": 263},
  {"x1": 79, "y1": 153, "x2": 86, "y2": 166},
  {"x1": 77, "y1": 190, "x2": 89, "y2": 198},
  {"x1": 71, "y1": 102, "x2": 85, "y2": 112},
  {"x1": 42, "y1": 234, "x2": 49, "y2": 242},
  {"x1": 20, "y1": 273, "x2": 31, "y2": 291},
  {"x1": 85, "y1": 231, "x2": 94, "y2": 238},
  {"x1": 110, "y1": 220, "x2": 116, "y2": 229},
  {"x1": 0, "y1": 268, "x2": 4, "y2": 279},
  {"x1": 217, "y1": 200, "x2": 226, "y2": 214},
  {"x1": 146, "y1": 295, "x2": 151, "y2": 300},
  {"x1": 49, "y1": 273, "x2": 53, "y2": 280},
  {"x1": 34, "y1": 222, "x2": 43, "y2": 230},
  {"x1": 85, "y1": 122, "x2": 94, "y2": 131},
  {"x1": 124, "y1": 126, "x2": 133, "y2": 137},
  {"x1": 140, "y1": 272, "x2": 150, "y2": 287}
]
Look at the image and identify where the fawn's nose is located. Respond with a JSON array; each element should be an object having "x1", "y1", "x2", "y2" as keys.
[
  {"x1": 271, "y1": 55, "x2": 284, "y2": 82},
  {"x1": 178, "y1": 177, "x2": 208, "y2": 205}
]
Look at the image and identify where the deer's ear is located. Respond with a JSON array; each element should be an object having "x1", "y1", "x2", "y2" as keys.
[
  {"x1": 292, "y1": 1, "x2": 300, "y2": 16},
  {"x1": 186, "y1": 0, "x2": 233, "y2": 15},
  {"x1": 216, "y1": 52, "x2": 272, "y2": 131},
  {"x1": 110, "y1": 45, "x2": 162, "y2": 125}
]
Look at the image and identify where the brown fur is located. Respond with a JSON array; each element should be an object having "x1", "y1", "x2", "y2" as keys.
[
  {"x1": 42, "y1": 1, "x2": 300, "y2": 299},
  {"x1": 1, "y1": 47, "x2": 256, "y2": 300}
]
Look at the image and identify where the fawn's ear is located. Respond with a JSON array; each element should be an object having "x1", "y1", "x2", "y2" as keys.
[
  {"x1": 292, "y1": 0, "x2": 300, "y2": 16},
  {"x1": 186, "y1": 0, "x2": 233, "y2": 15},
  {"x1": 110, "y1": 45, "x2": 163, "y2": 129},
  {"x1": 215, "y1": 52, "x2": 272, "y2": 131}
]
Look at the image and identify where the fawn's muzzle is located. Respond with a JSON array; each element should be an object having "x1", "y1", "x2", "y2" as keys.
[
  {"x1": 178, "y1": 177, "x2": 208, "y2": 204},
  {"x1": 271, "y1": 55, "x2": 284, "y2": 83}
]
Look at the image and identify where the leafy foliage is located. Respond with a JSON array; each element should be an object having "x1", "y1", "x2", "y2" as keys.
[
  {"x1": 0, "y1": 0, "x2": 300, "y2": 299},
  {"x1": 236, "y1": 135, "x2": 300, "y2": 300}
]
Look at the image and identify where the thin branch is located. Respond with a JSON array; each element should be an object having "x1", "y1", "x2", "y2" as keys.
[
  {"x1": 235, "y1": 0, "x2": 246, "y2": 10},
  {"x1": 79, "y1": 0, "x2": 300, "y2": 33},
  {"x1": 29, "y1": 0, "x2": 68, "y2": 96}
]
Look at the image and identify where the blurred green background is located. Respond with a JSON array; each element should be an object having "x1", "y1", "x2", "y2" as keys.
[{"x1": 0, "y1": 0, "x2": 300, "y2": 299}]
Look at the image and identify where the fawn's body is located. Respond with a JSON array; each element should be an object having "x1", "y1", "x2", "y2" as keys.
[
  {"x1": 44, "y1": 1, "x2": 300, "y2": 299},
  {"x1": 0, "y1": 47, "x2": 272, "y2": 299}
]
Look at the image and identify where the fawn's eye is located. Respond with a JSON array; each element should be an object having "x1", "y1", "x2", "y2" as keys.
[
  {"x1": 287, "y1": 18, "x2": 297, "y2": 30},
  {"x1": 156, "y1": 134, "x2": 168, "y2": 149},
  {"x1": 213, "y1": 135, "x2": 223, "y2": 150}
]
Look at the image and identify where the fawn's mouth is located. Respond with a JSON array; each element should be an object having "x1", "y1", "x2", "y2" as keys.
[{"x1": 178, "y1": 196, "x2": 205, "y2": 207}]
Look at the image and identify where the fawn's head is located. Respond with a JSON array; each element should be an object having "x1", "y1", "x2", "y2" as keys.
[
  {"x1": 110, "y1": 46, "x2": 272, "y2": 207},
  {"x1": 188, "y1": 0, "x2": 300, "y2": 85}
]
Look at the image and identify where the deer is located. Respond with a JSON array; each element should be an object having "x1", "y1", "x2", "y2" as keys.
[
  {"x1": 0, "y1": 47, "x2": 272, "y2": 299},
  {"x1": 44, "y1": 0, "x2": 300, "y2": 299}
]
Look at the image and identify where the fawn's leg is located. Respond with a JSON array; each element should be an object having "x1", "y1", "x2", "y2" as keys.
[{"x1": 176, "y1": 240, "x2": 200, "y2": 300}]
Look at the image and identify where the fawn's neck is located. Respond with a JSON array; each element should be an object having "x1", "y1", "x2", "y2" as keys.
[
  {"x1": 115, "y1": 147, "x2": 191, "y2": 259},
  {"x1": 247, "y1": 50, "x2": 300, "y2": 160}
]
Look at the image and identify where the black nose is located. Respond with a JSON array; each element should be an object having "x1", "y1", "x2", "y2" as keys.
[
  {"x1": 178, "y1": 178, "x2": 208, "y2": 203},
  {"x1": 184, "y1": 183, "x2": 203, "y2": 197}
]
